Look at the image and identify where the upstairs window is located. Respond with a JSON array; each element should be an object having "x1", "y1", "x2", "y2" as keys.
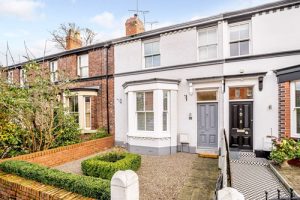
[
  {"x1": 198, "y1": 27, "x2": 218, "y2": 60},
  {"x1": 20, "y1": 69, "x2": 26, "y2": 87},
  {"x1": 229, "y1": 22, "x2": 250, "y2": 57},
  {"x1": 144, "y1": 41, "x2": 160, "y2": 68},
  {"x1": 136, "y1": 91, "x2": 154, "y2": 131},
  {"x1": 50, "y1": 60, "x2": 58, "y2": 82},
  {"x1": 7, "y1": 71, "x2": 13, "y2": 84},
  {"x1": 77, "y1": 54, "x2": 89, "y2": 78}
]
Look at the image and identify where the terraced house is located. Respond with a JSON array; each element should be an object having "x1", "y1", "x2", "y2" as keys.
[
  {"x1": 4, "y1": 0, "x2": 300, "y2": 158},
  {"x1": 114, "y1": 0, "x2": 300, "y2": 156},
  {"x1": 4, "y1": 30, "x2": 115, "y2": 135}
]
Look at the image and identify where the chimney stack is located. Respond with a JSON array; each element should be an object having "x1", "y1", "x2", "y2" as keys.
[
  {"x1": 66, "y1": 29, "x2": 82, "y2": 50},
  {"x1": 125, "y1": 14, "x2": 145, "y2": 36}
]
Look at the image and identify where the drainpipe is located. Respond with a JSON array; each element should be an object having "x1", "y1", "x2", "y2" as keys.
[{"x1": 104, "y1": 43, "x2": 111, "y2": 134}]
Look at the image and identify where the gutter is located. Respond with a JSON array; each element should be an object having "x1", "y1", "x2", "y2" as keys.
[{"x1": 104, "y1": 43, "x2": 112, "y2": 134}]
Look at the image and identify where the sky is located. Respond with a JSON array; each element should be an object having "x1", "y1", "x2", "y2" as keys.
[{"x1": 0, "y1": 0, "x2": 278, "y2": 66}]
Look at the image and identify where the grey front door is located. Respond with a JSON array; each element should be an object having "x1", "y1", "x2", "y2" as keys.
[{"x1": 197, "y1": 103, "x2": 218, "y2": 148}]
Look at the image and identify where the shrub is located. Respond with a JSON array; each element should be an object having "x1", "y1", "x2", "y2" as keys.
[
  {"x1": 0, "y1": 160, "x2": 110, "y2": 199},
  {"x1": 270, "y1": 138, "x2": 300, "y2": 164},
  {"x1": 92, "y1": 128, "x2": 110, "y2": 140},
  {"x1": 82, "y1": 151, "x2": 141, "y2": 180}
]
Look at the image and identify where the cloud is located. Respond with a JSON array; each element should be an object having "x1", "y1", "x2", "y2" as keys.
[
  {"x1": 0, "y1": 0, "x2": 45, "y2": 20},
  {"x1": 2, "y1": 29, "x2": 30, "y2": 38},
  {"x1": 90, "y1": 12, "x2": 116, "y2": 29}
]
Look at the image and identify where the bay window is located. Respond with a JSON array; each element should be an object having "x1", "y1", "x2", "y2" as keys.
[
  {"x1": 136, "y1": 92, "x2": 154, "y2": 131},
  {"x1": 68, "y1": 96, "x2": 79, "y2": 123},
  {"x1": 163, "y1": 91, "x2": 168, "y2": 131},
  {"x1": 229, "y1": 22, "x2": 250, "y2": 57},
  {"x1": 198, "y1": 27, "x2": 218, "y2": 60},
  {"x1": 84, "y1": 96, "x2": 91, "y2": 129}
]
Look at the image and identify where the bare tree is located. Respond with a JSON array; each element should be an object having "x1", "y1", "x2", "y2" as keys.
[{"x1": 50, "y1": 23, "x2": 96, "y2": 50}]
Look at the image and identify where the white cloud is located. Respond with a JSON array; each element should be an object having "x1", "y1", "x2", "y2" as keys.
[
  {"x1": 90, "y1": 12, "x2": 116, "y2": 29},
  {"x1": 0, "y1": 0, "x2": 45, "y2": 20}
]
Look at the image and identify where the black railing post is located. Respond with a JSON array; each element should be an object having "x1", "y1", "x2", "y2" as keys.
[
  {"x1": 223, "y1": 129, "x2": 232, "y2": 187},
  {"x1": 265, "y1": 191, "x2": 268, "y2": 200},
  {"x1": 277, "y1": 189, "x2": 281, "y2": 199}
]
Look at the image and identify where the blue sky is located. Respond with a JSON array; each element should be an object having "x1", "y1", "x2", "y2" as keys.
[{"x1": 0, "y1": 0, "x2": 277, "y2": 66}]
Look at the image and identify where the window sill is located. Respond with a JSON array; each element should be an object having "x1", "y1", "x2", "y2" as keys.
[{"x1": 127, "y1": 131, "x2": 171, "y2": 139}]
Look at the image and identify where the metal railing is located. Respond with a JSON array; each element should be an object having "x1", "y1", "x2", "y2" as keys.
[
  {"x1": 265, "y1": 188, "x2": 300, "y2": 200},
  {"x1": 215, "y1": 129, "x2": 232, "y2": 199}
]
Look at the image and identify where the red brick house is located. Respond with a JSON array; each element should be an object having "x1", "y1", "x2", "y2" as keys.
[{"x1": 4, "y1": 30, "x2": 115, "y2": 135}]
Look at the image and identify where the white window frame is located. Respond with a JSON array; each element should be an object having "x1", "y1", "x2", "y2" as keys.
[
  {"x1": 162, "y1": 90, "x2": 169, "y2": 132},
  {"x1": 50, "y1": 60, "x2": 58, "y2": 82},
  {"x1": 136, "y1": 91, "x2": 154, "y2": 131},
  {"x1": 290, "y1": 81, "x2": 300, "y2": 138},
  {"x1": 84, "y1": 96, "x2": 92, "y2": 129},
  {"x1": 197, "y1": 26, "x2": 218, "y2": 61},
  {"x1": 7, "y1": 71, "x2": 13, "y2": 84},
  {"x1": 229, "y1": 21, "x2": 251, "y2": 57},
  {"x1": 20, "y1": 69, "x2": 26, "y2": 87},
  {"x1": 77, "y1": 54, "x2": 89, "y2": 78},
  {"x1": 143, "y1": 39, "x2": 161, "y2": 69}
]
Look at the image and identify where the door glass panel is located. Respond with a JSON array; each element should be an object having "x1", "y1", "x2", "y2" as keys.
[
  {"x1": 197, "y1": 91, "x2": 217, "y2": 101},
  {"x1": 229, "y1": 87, "x2": 253, "y2": 100}
]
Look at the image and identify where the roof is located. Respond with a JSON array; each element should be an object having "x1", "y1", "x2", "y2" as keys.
[
  {"x1": 274, "y1": 64, "x2": 300, "y2": 83},
  {"x1": 6, "y1": 0, "x2": 300, "y2": 70}
]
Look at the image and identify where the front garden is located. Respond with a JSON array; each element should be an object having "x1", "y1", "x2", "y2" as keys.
[
  {"x1": 0, "y1": 62, "x2": 110, "y2": 159},
  {"x1": 0, "y1": 150, "x2": 141, "y2": 199}
]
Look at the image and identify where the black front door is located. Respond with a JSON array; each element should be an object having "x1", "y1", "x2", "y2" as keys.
[{"x1": 229, "y1": 101, "x2": 253, "y2": 150}]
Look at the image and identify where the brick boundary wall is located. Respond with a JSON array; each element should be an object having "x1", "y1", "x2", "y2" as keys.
[
  {"x1": 0, "y1": 171, "x2": 94, "y2": 200},
  {"x1": 0, "y1": 136, "x2": 114, "y2": 167},
  {"x1": 278, "y1": 82, "x2": 291, "y2": 138}
]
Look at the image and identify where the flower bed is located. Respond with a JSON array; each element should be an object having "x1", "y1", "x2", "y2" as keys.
[
  {"x1": 0, "y1": 160, "x2": 110, "y2": 199},
  {"x1": 82, "y1": 151, "x2": 141, "y2": 180},
  {"x1": 270, "y1": 138, "x2": 300, "y2": 166}
]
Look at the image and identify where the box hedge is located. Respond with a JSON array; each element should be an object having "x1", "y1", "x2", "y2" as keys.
[
  {"x1": 82, "y1": 151, "x2": 141, "y2": 180},
  {"x1": 0, "y1": 160, "x2": 110, "y2": 199}
]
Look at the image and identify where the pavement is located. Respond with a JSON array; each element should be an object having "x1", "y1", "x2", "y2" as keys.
[{"x1": 178, "y1": 157, "x2": 219, "y2": 200}]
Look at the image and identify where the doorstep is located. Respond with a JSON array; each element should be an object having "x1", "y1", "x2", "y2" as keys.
[{"x1": 196, "y1": 148, "x2": 219, "y2": 159}]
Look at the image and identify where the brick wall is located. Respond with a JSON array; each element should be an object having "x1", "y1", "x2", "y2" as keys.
[
  {"x1": 0, "y1": 171, "x2": 94, "y2": 200},
  {"x1": 0, "y1": 136, "x2": 114, "y2": 167},
  {"x1": 279, "y1": 81, "x2": 291, "y2": 138}
]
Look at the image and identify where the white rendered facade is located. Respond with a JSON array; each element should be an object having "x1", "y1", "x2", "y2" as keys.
[{"x1": 114, "y1": 1, "x2": 300, "y2": 155}]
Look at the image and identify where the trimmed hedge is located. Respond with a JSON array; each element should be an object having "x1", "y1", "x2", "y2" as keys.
[
  {"x1": 82, "y1": 152, "x2": 141, "y2": 180},
  {"x1": 0, "y1": 160, "x2": 110, "y2": 199}
]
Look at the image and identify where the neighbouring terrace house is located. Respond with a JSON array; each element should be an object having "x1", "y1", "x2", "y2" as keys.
[
  {"x1": 114, "y1": 0, "x2": 300, "y2": 155},
  {"x1": 4, "y1": 29, "x2": 115, "y2": 135}
]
